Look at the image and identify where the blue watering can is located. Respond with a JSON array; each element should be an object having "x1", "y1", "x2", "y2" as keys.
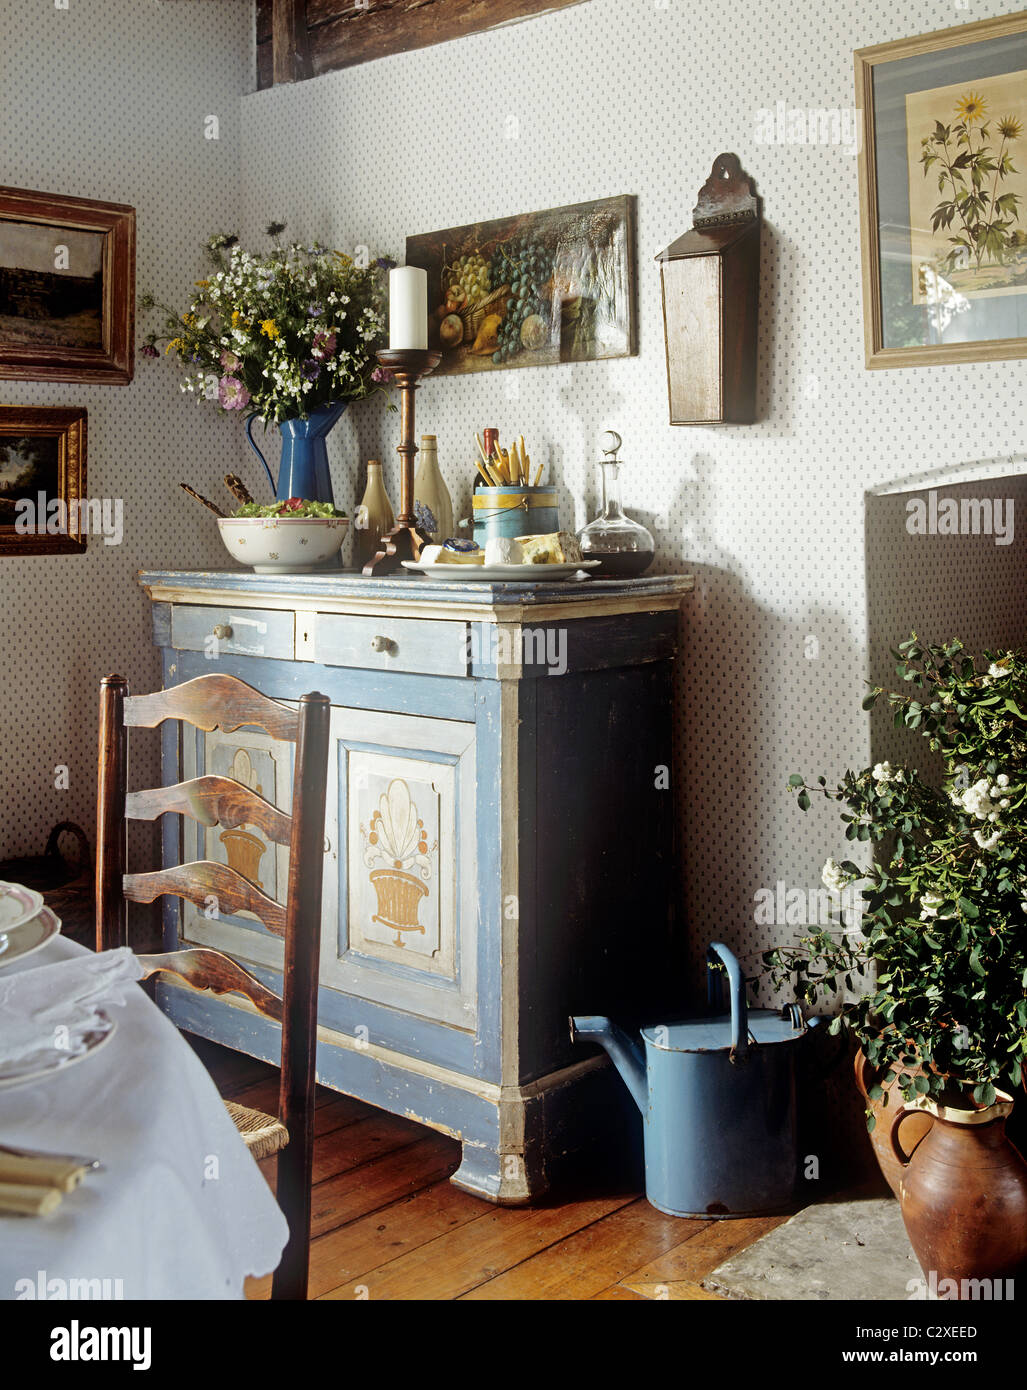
[
  {"x1": 245, "y1": 402, "x2": 347, "y2": 505},
  {"x1": 570, "y1": 942, "x2": 807, "y2": 1218}
]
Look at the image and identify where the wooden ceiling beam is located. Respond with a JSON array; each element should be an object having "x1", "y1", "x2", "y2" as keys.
[
  {"x1": 257, "y1": 0, "x2": 589, "y2": 88},
  {"x1": 272, "y1": 0, "x2": 312, "y2": 85}
]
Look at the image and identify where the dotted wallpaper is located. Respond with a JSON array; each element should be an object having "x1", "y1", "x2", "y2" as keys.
[
  {"x1": 0, "y1": 0, "x2": 253, "y2": 861},
  {"x1": 237, "y1": 0, "x2": 1027, "y2": 994},
  {"x1": 3, "y1": 0, "x2": 1025, "y2": 1000}
]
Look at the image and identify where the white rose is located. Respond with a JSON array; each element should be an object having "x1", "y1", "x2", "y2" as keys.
[
  {"x1": 974, "y1": 829, "x2": 1002, "y2": 851},
  {"x1": 920, "y1": 891, "x2": 943, "y2": 920},
  {"x1": 822, "y1": 859, "x2": 849, "y2": 894}
]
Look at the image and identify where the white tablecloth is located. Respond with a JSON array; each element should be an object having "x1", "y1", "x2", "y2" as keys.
[{"x1": 0, "y1": 936, "x2": 287, "y2": 1299}]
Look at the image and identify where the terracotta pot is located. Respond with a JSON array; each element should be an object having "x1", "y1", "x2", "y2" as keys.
[
  {"x1": 893, "y1": 1091, "x2": 1027, "y2": 1292},
  {"x1": 854, "y1": 1047, "x2": 933, "y2": 1196}
]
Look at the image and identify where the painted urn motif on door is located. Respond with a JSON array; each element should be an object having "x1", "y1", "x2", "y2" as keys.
[
  {"x1": 218, "y1": 748, "x2": 268, "y2": 888},
  {"x1": 362, "y1": 779, "x2": 436, "y2": 946}
]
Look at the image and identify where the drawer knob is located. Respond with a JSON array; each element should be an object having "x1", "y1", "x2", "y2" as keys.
[
  {"x1": 370, "y1": 635, "x2": 397, "y2": 656},
  {"x1": 212, "y1": 624, "x2": 233, "y2": 641}
]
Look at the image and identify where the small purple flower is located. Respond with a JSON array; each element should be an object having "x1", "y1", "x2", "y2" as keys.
[
  {"x1": 414, "y1": 500, "x2": 437, "y2": 534},
  {"x1": 376, "y1": 256, "x2": 397, "y2": 271},
  {"x1": 307, "y1": 303, "x2": 325, "y2": 318},
  {"x1": 371, "y1": 366, "x2": 393, "y2": 384},
  {"x1": 140, "y1": 343, "x2": 159, "y2": 358},
  {"x1": 302, "y1": 359, "x2": 322, "y2": 381},
  {"x1": 218, "y1": 376, "x2": 250, "y2": 410},
  {"x1": 311, "y1": 329, "x2": 337, "y2": 360}
]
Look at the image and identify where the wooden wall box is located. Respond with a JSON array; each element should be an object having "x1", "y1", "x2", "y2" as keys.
[
  {"x1": 139, "y1": 568, "x2": 692, "y2": 1203},
  {"x1": 657, "y1": 154, "x2": 761, "y2": 425}
]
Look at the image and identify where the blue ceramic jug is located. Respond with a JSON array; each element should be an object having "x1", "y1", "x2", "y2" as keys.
[{"x1": 245, "y1": 402, "x2": 347, "y2": 505}]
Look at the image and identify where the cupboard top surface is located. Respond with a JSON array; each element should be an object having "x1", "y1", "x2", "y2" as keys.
[{"x1": 139, "y1": 570, "x2": 692, "y2": 623}]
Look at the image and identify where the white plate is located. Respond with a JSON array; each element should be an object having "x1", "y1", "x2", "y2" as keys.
[
  {"x1": 0, "y1": 882, "x2": 45, "y2": 935},
  {"x1": 402, "y1": 560, "x2": 600, "y2": 582},
  {"x1": 0, "y1": 1011, "x2": 116, "y2": 1091},
  {"x1": 0, "y1": 906, "x2": 61, "y2": 970}
]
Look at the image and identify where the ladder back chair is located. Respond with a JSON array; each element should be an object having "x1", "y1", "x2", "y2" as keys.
[{"x1": 95, "y1": 672, "x2": 331, "y2": 1301}]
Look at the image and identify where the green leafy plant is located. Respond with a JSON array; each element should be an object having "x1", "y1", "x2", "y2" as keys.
[
  {"x1": 140, "y1": 225, "x2": 394, "y2": 423},
  {"x1": 920, "y1": 93, "x2": 1023, "y2": 275},
  {"x1": 764, "y1": 637, "x2": 1027, "y2": 1125}
]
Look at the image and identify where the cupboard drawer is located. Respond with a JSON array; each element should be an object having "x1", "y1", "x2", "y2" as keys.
[
  {"x1": 170, "y1": 604, "x2": 294, "y2": 659},
  {"x1": 313, "y1": 612, "x2": 468, "y2": 677}
]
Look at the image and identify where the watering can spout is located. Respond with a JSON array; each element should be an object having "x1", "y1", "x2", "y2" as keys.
[{"x1": 569, "y1": 1015, "x2": 646, "y2": 1113}]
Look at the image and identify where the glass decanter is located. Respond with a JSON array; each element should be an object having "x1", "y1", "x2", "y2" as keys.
[{"x1": 577, "y1": 430, "x2": 655, "y2": 577}]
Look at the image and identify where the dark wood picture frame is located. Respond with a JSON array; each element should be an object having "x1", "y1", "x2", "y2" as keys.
[
  {"x1": 0, "y1": 186, "x2": 135, "y2": 384},
  {"x1": 0, "y1": 405, "x2": 88, "y2": 555}
]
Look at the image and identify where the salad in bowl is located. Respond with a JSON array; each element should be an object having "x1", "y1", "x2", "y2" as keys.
[{"x1": 218, "y1": 496, "x2": 349, "y2": 573}]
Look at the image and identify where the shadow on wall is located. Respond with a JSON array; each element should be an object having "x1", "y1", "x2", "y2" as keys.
[
  {"x1": 668, "y1": 453, "x2": 865, "y2": 1003},
  {"x1": 865, "y1": 468, "x2": 1027, "y2": 776}
]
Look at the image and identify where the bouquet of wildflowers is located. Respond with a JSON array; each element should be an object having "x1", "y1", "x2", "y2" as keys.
[
  {"x1": 141, "y1": 225, "x2": 394, "y2": 423},
  {"x1": 764, "y1": 637, "x2": 1027, "y2": 1117}
]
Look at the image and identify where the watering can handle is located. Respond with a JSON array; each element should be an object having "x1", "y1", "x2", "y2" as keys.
[
  {"x1": 707, "y1": 942, "x2": 751, "y2": 1062},
  {"x1": 245, "y1": 413, "x2": 277, "y2": 495}
]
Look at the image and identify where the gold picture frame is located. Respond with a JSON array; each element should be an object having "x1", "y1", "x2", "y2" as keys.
[
  {"x1": 857, "y1": 10, "x2": 1027, "y2": 368},
  {"x1": 0, "y1": 405, "x2": 88, "y2": 555}
]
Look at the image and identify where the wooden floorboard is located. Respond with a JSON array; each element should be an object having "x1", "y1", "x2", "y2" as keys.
[
  {"x1": 196, "y1": 1040, "x2": 781, "y2": 1302},
  {"x1": 458, "y1": 1197, "x2": 695, "y2": 1300}
]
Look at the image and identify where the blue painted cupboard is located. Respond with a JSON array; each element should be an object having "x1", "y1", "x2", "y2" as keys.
[{"x1": 139, "y1": 569, "x2": 692, "y2": 1202}]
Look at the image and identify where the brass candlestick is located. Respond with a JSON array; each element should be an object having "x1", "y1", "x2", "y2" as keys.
[{"x1": 363, "y1": 347, "x2": 442, "y2": 575}]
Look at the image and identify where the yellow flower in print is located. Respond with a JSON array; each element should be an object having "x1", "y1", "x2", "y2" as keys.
[
  {"x1": 998, "y1": 115, "x2": 1023, "y2": 141},
  {"x1": 165, "y1": 337, "x2": 184, "y2": 354},
  {"x1": 261, "y1": 319, "x2": 279, "y2": 340},
  {"x1": 956, "y1": 92, "x2": 987, "y2": 124}
]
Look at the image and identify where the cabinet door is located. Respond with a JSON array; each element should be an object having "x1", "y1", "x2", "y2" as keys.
[
  {"x1": 321, "y1": 706, "x2": 478, "y2": 1032},
  {"x1": 176, "y1": 723, "x2": 293, "y2": 970},
  {"x1": 173, "y1": 704, "x2": 478, "y2": 1035}
]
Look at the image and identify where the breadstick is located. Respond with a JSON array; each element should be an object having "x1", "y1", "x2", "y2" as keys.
[{"x1": 180, "y1": 483, "x2": 226, "y2": 517}]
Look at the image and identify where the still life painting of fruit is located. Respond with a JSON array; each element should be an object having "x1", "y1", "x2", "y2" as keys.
[{"x1": 405, "y1": 195, "x2": 636, "y2": 376}]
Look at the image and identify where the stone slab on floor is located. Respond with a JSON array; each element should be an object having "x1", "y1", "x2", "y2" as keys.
[{"x1": 703, "y1": 1197, "x2": 922, "y2": 1300}]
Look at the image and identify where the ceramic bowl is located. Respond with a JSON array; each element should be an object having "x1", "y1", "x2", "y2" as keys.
[{"x1": 218, "y1": 516, "x2": 349, "y2": 574}]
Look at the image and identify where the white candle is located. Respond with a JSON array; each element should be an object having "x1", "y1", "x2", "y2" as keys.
[{"x1": 389, "y1": 265, "x2": 428, "y2": 350}]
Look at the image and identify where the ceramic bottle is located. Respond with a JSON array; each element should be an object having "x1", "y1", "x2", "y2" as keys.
[
  {"x1": 413, "y1": 434, "x2": 454, "y2": 542},
  {"x1": 354, "y1": 460, "x2": 394, "y2": 570}
]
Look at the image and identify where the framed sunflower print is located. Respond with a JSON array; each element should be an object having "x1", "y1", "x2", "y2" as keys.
[{"x1": 856, "y1": 11, "x2": 1027, "y2": 367}]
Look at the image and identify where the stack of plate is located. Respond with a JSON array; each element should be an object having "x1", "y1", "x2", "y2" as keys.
[{"x1": 0, "y1": 880, "x2": 60, "y2": 969}]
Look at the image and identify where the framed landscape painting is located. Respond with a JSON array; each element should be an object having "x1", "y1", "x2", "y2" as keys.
[
  {"x1": 405, "y1": 195, "x2": 636, "y2": 376},
  {"x1": 0, "y1": 186, "x2": 135, "y2": 383},
  {"x1": 0, "y1": 405, "x2": 87, "y2": 555},
  {"x1": 856, "y1": 11, "x2": 1027, "y2": 368}
]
